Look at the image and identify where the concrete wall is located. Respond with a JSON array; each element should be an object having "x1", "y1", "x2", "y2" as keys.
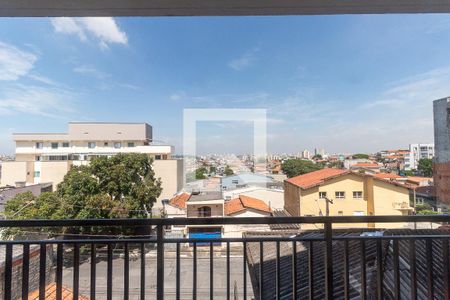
[
  {"x1": 39, "y1": 161, "x2": 72, "y2": 187},
  {"x1": 284, "y1": 181, "x2": 300, "y2": 216},
  {"x1": 0, "y1": 162, "x2": 31, "y2": 186},
  {"x1": 433, "y1": 98, "x2": 450, "y2": 204},
  {"x1": 186, "y1": 203, "x2": 224, "y2": 217},
  {"x1": 152, "y1": 159, "x2": 183, "y2": 205}
]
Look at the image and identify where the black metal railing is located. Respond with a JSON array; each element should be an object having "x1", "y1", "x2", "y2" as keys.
[{"x1": 0, "y1": 215, "x2": 449, "y2": 300}]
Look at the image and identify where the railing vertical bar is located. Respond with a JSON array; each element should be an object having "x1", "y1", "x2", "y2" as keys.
[
  {"x1": 325, "y1": 222, "x2": 333, "y2": 300},
  {"x1": 426, "y1": 239, "x2": 434, "y2": 300},
  {"x1": 360, "y1": 240, "x2": 366, "y2": 300},
  {"x1": 308, "y1": 240, "x2": 314, "y2": 300},
  {"x1": 343, "y1": 240, "x2": 349, "y2": 300},
  {"x1": 90, "y1": 243, "x2": 96, "y2": 300},
  {"x1": 276, "y1": 241, "x2": 281, "y2": 300},
  {"x1": 107, "y1": 243, "x2": 113, "y2": 300},
  {"x1": 193, "y1": 242, "x2": 197, "y2": 300},
  {"x1": 39, "y1": 244, "x2": 46, "y2": 300},
  {"x1": 210, "y1": 242, "x2": 214, "y2": 300},
  {"x1": 73, "y1": 243, "x2": 80, "y2": 300},
  {"x1": 259, "y1": 241, "x2": 264, "y2": 300},
  {"x1": 140, "y1": 242, "x2": 146, "y2": 300},
  {"x1": 22, "y1": 244, "x2": 30, "y2": 300},
  {"x1": 227, "y1": 241, "x2": 231, "y2": 300},
  {"x1": 4, "y1": 244, "x2": 12, "y2": 300},
  {"x1": 176, "y1": 242, "x2": 180, "y2": 300},
  {"x1": 292, "y1": 240, "x2": 297, "y2": 300},
  {"x1": 124, "y1": 243, "x2": 129, "y2": 300},
  {"x1": 376, "y1": 240, "x2": 383, "y2": 300},
  {"x1": 157, "y1": 225, "x2": 164, "y2": 300},
  {"x1": 243, "y1": 241, "x2": 247, "y2": 300},
  {"x1": 393, "y1": 239, "x2": 400, "y2": 300},
  {"x1": 409, "y1": 239, "x2": 416, "y2": 300},
  {"x1": 443, "y1": 239, "x2": 449, "y2": 300}
]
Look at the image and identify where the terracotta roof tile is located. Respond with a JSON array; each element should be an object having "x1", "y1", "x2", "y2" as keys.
[
  {"x1": 168, "y1": 193, "x2": 190, "y2": 209},
  {"x1": 225, "y1": 195, "x2": 271, "y2": 215},
  {"x1": 373, "y1": 173, "x2": 403, "y2": 179},
  {"x1": 28, "y1": 283, "x2": 89, "y2": 300},
  {"x1": 352, "y1": 163, "x2": 380, "y2": 168},
  {"x1": 285, "y1": 168, "x2": 349, "y2": 189}
]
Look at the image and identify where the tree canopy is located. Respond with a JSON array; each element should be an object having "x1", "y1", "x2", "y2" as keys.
[
  {"x1": 224, "y1": 165, "x2": 234, "y2": 176},
  {"x1": 417, "y1": 158, "x2": 433, "y2": 177},
  {"x1": 281, "y1": 159, "x2": 324, "y2": 178},
  {"x1": 5, "y1": 154, "x2": 162, "y2": 230}
]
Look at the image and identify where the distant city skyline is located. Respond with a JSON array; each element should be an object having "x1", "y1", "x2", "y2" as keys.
[{"x1": 0, "y1": 15, "x2": 447, "y2": 155}]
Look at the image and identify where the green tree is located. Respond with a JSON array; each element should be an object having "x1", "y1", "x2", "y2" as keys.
[
  {"x1": 224, "y1": 165, "x2": 234, "y2": 176},
  {"x1": 312, "y1": 154, "x2": 322, "y2": 160},
  {"x1": 353, "y1": 154, "x2": 369, "y2": 159},
  {"x1": 195, "y1": 167, "x2": 208, "y2": 179},
  {"x1": 5, "y1": 154, "x2": 162, "y2": 232},
  {"x1": 281, "y1": 159, "x2": 324, "y2": 178},
  {"x1": 417, "y1": 158, "x2": 433, "y2": 177}
]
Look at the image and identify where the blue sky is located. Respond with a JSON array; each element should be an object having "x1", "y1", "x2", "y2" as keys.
[{"x1": 1, "y1": 15, "x2": 450, "y2": 155}]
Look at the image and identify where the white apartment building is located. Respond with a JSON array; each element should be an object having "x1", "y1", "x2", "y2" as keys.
[
  {"x1": 404, "y1": 143, "x2": 435, "y2": 170},
  {"x1": 0, "y1": 122, "x2": 182, "y2": 206}
]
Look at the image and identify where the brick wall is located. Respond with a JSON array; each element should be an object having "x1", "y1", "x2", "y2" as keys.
[{"x1": 0, "y1": 245, "x2": 54, "y2": 299}]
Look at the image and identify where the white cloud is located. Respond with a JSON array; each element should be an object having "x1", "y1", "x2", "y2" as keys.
[
  {"x1": 73, "y1": 65, "x2": 110, "y2": 79},
  {"x1": 0, "y1": 84, "x2": 75, "y2": 118},
  {"x1": 228, "y1": 48, "x2": 259, "y2": 71},
  {"x1": 0, "y1": 42, "x2": 37, "y2": 80},
  {"x1": 51, "y1": 17, "x2": 87, "y2": 41},
  {"x1": 51, "y1": 17, "x2": 128, "y2": 49}
]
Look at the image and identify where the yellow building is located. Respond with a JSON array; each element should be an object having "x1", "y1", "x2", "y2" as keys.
[{"x1": 284, "y1": 168, "x2": 413, "y2": 228}]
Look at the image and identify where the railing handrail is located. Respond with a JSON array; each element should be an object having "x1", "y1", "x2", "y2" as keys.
[{"x1": 0, "y1": 215, "x2": 448, "y2": 227}]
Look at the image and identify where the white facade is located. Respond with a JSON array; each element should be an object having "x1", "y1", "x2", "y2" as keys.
[
  {"x1": 2, "y1": 122, "x2": 182, "y2": 206},
  {"x1": 405, "y1": 143, "x2": 434, "y2": 170}
]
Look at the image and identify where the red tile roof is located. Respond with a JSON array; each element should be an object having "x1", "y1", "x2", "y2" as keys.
[
  {"x1": 28, "y1": 283, "x2": 89, "y2": 300},
  {"x1": 352, "y1": 163, "x2": 380, "y2": 168},
  {"x1": 225, "y1": 195, "x2": 271, "y2": 215},
  {"x1": 285, "y1": 168, "x2": 349, "y2": 189},
  {"x1": 373, "y1": 173, "x2": 403, "y2": 179},
  {"x1": 168, "y1": 193, "x2": 190, "y2": 209}
]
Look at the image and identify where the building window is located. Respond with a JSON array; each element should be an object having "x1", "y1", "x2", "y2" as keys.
[
  {"x1": 51, "y1": 142, "x2": 58, "y2": 149},
  {"x1": 232, "y1": 180, "x2": 239, "y2": 184},
  {"x1": 335, "y1": 191, "x2": 345, "y2": 199},
  {"x1": 62, "y1": 142, "x2": 69, "y2": 148},
  {"x1": 338, "y1": 211, "x2": 343, "y2": 216},
  {"x1": 319, "y1": 192, "x2": 327, "y2": 199},
  {"x1": 104, "y1": 142, "x2": 109, "y2": 146},
  {"x1": 114, "y1": 142, "x2": 121, "y2": 149},
  {"x1": 353, "y1": 191, "x2": 363, "y2": 199},
  {"x1": 353, "y1": 211, "x2": 365, "y2": 216},
  {"x1": 127, "y1": 142, "x2": 135, "y2": 147},
  {"x1": 198, "y1": 206, "x2": 212, "y2": 217},
  {"x1": 34, "y1": 171, "x2": 40, "y2": 178},
  {"x1": 35, "y1": 156, "x2": 41, "y2": 161},
  {"x1": 88, "y1": 142, "x2": 96, "y2": 149},
  {"x1": 36, "y1": 142, "x2": 43, "y2": 149},
  {"x1": 155, "y1": 155, "x2": 161, "y2": 160},
  {"x1": 162, "y1": 154, "x2": 167, "y2": 160}
]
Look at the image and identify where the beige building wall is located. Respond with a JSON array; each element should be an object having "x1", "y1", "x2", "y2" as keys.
[
  {"x1": 299, "y1": 174, "x2": 367, "y2": 217},
  {"x1": 0, "y1": 161, "x2": 31, "y2": 186},
  {"x1": 152, "y1": 159, "x2": 183, "y2": 205},
  {"x1": 39, "y1": 161, "x2": 72, "y2": 187},
  {"x1": 285, "y1": 173, "x2": 412, "y2": 229}
]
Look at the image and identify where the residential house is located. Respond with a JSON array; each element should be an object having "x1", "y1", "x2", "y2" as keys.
[
  {"x1": 164, "y1": 192, "x2": 272, "y2": 238},
  {"x1": 284, "y1": 168, "x2": 413, "y2": 228}
]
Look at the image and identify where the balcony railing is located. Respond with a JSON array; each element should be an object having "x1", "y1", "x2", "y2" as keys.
[{"x1": 0, "y1": 215, "x2": 449, "y2": 299}]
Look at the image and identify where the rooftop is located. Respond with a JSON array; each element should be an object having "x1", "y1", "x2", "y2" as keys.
[
  {"x1": 224, "y1": 195, "x2": 271, "y2": 215},
  {"x1": 285, "y1": 168, "x2": 349, "y2": 189}
]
